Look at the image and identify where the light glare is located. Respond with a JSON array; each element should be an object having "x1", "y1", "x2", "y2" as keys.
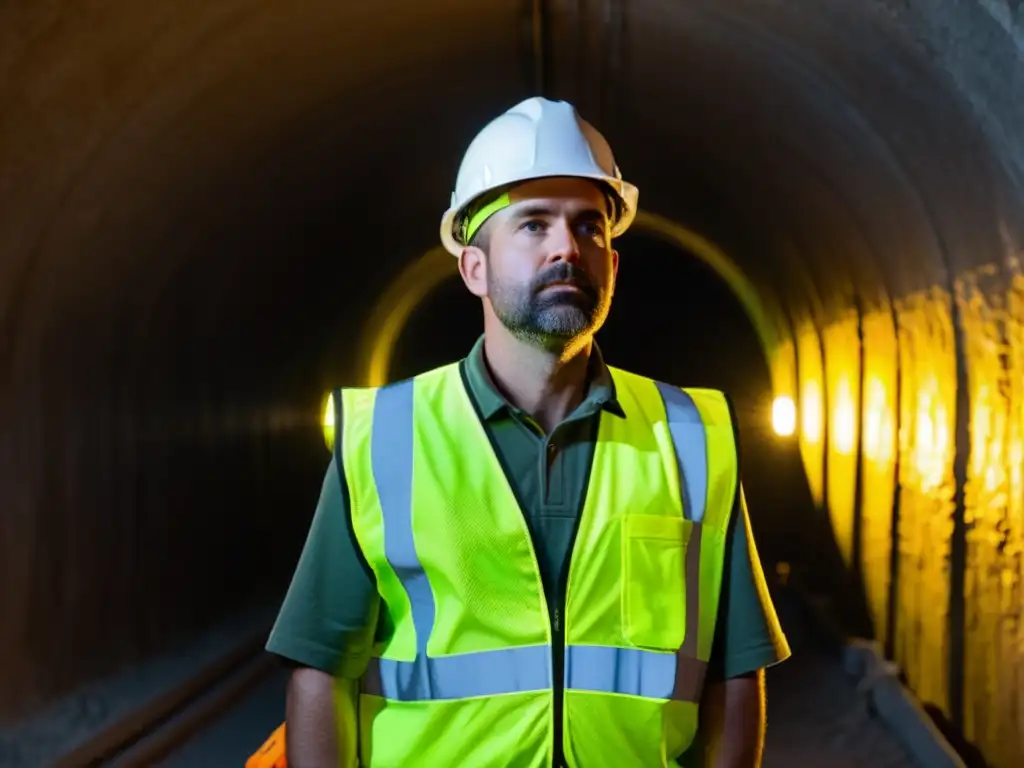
[{"x1": 772, "y1": 395, "x2": 797, "y2": 437}]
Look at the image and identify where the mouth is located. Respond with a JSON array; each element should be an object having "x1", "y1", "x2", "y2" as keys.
[{"x1": 541, "y1": 281, "x2": 586, "y2": 293}]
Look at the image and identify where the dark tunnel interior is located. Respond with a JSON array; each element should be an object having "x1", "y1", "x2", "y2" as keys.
[{"x1": 3, "y1": 1, "x2": 1024, "y2": 766}]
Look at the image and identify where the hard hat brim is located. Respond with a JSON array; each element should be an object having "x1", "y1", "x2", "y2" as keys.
[{"x1": 439, "y1": 175, "x2": 639, "y2": 256}]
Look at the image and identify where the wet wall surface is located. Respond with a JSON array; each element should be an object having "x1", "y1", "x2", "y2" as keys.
[{"x1": 2, "y1": 2, "x2": 1023, "y2": 766}]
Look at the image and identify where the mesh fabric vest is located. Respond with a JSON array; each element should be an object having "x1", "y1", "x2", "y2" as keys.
[{"x1": 339, "y1": 362, "x2": 738, "y2": 767}]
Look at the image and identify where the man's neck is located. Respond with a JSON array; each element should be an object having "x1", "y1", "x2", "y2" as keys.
[{"x1": 482, "y1": 329, "x2": 592, "y2": 434}]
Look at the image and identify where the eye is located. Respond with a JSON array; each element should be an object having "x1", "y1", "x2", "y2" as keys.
[
  {"x1": 521, "y1": 219, "x2": 546, "y2": 233},
  {"x1": 578, "y1": 220, "x2": 606, "y2": 239}
]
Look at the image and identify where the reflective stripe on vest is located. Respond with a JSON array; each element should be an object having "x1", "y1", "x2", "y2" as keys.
[{"x1": 362, "y1": 375, "x2": 710, "y2": 704}]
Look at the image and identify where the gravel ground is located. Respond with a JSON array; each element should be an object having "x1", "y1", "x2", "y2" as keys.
[
  {"x1": 762, "y1": 589, "x2": 918, "y2": 768},
  {"x1": 159, "y1": 665, "x2": 290, "y2": 767},
  {"x1": 0, "y1": 600, "x2": 277, "y2": 768}
]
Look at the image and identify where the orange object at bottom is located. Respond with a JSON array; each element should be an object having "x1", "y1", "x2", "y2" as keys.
[{"x1": 247, "y1": 722, "x2": 287, "y2": 768}]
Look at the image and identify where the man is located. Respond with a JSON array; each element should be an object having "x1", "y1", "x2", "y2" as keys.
[{"x1": 265, "y1": 97, "x2": 790, "y2": 767}]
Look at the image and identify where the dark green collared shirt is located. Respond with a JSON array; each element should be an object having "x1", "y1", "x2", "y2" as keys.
[{"x1": 267, "y1": 336, "x2": 790, "y2": 682}]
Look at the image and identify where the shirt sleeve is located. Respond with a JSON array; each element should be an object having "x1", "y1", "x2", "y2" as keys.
[
  {"x1": 705, "y1": 484, "x2": 792, "y2": 680},
  {"x1": 265, "y1": 454, "x2": 378, "y2": 677}
]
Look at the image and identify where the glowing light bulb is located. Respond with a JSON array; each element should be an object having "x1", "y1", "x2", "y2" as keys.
[{"x1": 772, "y1": 395, "x2": 797, "y2": 437}]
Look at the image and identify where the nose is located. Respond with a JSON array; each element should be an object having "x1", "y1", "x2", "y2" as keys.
[{"x1": 546, "y1": 218, "x2": 581, "y2": 264}]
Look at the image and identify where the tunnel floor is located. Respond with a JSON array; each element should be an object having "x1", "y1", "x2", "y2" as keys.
[{"x1": 155, "y1": 587, "x2": 919, "y2": 768}]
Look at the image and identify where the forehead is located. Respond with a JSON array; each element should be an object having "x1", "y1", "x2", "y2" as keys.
[{"x1": 506, "y1": 177, "x2": 609, "y2": 216}]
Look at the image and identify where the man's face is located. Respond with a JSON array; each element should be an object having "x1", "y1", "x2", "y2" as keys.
[{"x1": 464, "y1": 177, "x2": 619, "y2": 349}]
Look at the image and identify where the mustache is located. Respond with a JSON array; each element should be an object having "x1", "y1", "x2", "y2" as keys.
[{"x1": 533, "y1": 263, "x2": 596, "y2": 295}]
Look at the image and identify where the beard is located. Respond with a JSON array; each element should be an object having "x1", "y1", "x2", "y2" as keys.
[{"x1": 487, "y1": 261, "x2": 612, "y2": 347}]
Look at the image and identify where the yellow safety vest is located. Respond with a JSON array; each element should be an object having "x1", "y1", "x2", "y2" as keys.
[{"x1": 338, "y1": 361, "x2": 738, "y2": 767}]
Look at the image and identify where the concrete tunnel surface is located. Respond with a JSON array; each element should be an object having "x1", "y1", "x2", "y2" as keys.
[{"x1": 2, "y1": 1, "x2": 1024, "y2": 766}]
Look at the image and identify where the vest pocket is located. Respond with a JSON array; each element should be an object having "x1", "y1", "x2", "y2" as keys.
[{"x1": 621, "y1": 514, "x2": 690, "y2": 651}]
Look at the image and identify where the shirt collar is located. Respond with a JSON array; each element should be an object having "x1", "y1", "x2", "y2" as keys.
[{"x1": 462, "y1": 334, "x2": 625, "y2": 421}]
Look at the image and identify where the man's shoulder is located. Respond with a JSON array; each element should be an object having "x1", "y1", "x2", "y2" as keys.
[{"x1": 606, "y1": 365, "x2": 734, "y2": 407}]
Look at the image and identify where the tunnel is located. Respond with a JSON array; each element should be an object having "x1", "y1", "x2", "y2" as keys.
[{"x1": 2, "y1": 1, "x2": 1024, "y2": 766}]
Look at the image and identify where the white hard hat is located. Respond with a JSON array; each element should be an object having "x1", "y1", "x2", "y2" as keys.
[{"x1": 439, "y1": 97, "x2": 639, "y2": 256}]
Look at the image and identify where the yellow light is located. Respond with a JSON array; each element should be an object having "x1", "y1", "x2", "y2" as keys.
[
  {"x1": 833, "y1": 376, "x2": 857, "y2": 455},
  {"x1": 801, "y1": 380, "x2": 823, "y2": 443},
  {"x1": 912, "y1": 374, "x2": 950, "y2": 492},
  {"x1": 796, "y1": 322, "x2": 825, "y2": 506},
  {"x1": 863, "y1": 375, "x2": 889, "y2": 462},
  {"x1": 322, "y1": 392, "x2": 335, "y2": 452},
  {"x1": 772, "y1": 395, "x2": 797, "y2": 436}
]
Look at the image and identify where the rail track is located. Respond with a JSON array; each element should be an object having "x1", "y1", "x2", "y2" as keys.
[{"x1": 54, "y1": 628, "x2": 277, "y2": 768}]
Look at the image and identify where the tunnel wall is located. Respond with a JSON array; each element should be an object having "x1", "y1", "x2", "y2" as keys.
[
  {"x1": 0, "y1": 355, "x2": 325, "y2": 720},
  {"x1": 804, "y1": 262, "x2": 1024, "y2": 768},
  {"x1": 783, "y1": 27, "x2": 1023, "y2": 768},
  {"x1": 767, "y1": 0, "x2": 1024, "y2": 757}
]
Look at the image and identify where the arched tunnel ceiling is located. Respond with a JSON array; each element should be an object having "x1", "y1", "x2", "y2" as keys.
[{"x1": 3, "y1": 0, "x2": 1023, "y2": 392}]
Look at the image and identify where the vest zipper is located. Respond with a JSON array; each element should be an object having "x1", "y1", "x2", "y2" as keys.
[
  {"x1": 552, "y1": 602, "x2": 564, "y2": 768},
  {"x1": 553, "y1": 449, "x2": 590, "y2": 768}
]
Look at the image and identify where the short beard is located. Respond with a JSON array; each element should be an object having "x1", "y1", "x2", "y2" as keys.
[{"x1": 487, "y1": 261, "x2": 611, "y2": 350}]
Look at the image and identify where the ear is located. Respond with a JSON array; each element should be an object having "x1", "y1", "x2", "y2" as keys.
[
  {"x1": 611, "y1": 248, "x2": 619, "y2": 280},
  {"x1": 458, "y1": 246, "x2": 488, "y2": 298}
]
